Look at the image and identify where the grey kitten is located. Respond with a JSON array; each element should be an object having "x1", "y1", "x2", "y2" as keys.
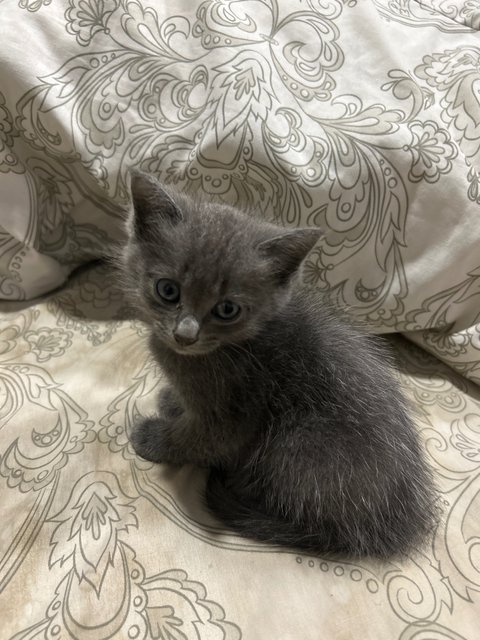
[{"x1": 117, "y1": 170, "x2": 437, "y2": 558}]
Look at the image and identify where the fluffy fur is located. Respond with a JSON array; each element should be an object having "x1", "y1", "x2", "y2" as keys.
[{"x1": 116, "y1": 170, "x2": 437, "y2": 558}]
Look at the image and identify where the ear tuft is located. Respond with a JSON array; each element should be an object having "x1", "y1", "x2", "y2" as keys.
[
  {"x1": 257, "y1": 228, "x2": 322, "y2": 284},
  {"x1": 128, "y1": 169, "x2": 182, "y2": 239}
]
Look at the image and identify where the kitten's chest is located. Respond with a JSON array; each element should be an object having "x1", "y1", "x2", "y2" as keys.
[{"x1": 164, "y1": 347, "x2": 269, "y2": 417}]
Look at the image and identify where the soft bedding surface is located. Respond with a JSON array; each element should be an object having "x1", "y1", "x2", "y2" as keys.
[
  {"x1": 0, "y1": 263, "x2": 479, "y2": 639},
  {"x1": 0, "y1": 0, "x2": 480, "y2": 383}
]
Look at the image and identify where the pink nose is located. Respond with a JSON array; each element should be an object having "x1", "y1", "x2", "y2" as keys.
[{"x1": 173, "y1": 315, "x2": 199, "y2": 346}]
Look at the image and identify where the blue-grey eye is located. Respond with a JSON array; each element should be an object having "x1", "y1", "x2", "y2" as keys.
[
  {"x1": 212, "y1": 300, "x2": 241, "y2": 321},
  {"x1": 155, "y1": 279, "x2": 180, "y2": 303}
]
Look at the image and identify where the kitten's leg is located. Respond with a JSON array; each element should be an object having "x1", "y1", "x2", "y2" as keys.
[
  {"x1": 131, "y1": 385, "x2": 221, "y2": 466},
  {"x1": 158, "y1": 385, "x2": 184, "y2": 419},
  {"x1": 130, "y1": 385, "x2": 188, "y2": 464},
  {"x1": 130, "y1": 411, "x2": 217, "y2": 466},
  {"x1": 130, "y1": 416, "x2": 175, "y2": 463},
  {"x1": 131, "y1": 385, "x2": 245, "y2": 466}
]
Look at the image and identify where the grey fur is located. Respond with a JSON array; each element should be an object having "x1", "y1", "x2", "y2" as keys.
[{"x1": 115, "y1": 170, "x2": 437, "y2": 558}]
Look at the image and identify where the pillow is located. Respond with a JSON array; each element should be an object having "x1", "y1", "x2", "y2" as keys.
[{"x1": 0, "y1": 0, "x2": 479, "y2": 382}]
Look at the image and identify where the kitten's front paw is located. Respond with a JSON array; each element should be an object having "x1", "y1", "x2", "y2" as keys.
[
  {"x1": 130, "y1": 417, "x2": 165, "y2": 463},
  {"x1": 130, "y1": 417, "x2": 183, "y2": 464}
]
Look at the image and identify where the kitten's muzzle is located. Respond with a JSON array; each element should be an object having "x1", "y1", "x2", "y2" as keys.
[{"x1": 174, "y1": 314, "x2": 200, "y2": 346}]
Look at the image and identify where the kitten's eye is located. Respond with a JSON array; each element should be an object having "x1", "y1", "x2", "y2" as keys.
[
  {"x1": 155, "y1": 279, "x2": 180, "y2": 303},
  {"x1": 212, "y1": 300, "x2": 241, "y2": 321}
]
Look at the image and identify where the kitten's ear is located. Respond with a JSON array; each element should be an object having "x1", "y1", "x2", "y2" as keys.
[
  {"x1": 128, "y1": 169, "x2": 182, "y2": 238},
  {"x1": 258, "y1": 228, "x2": 321, "y2": 283}
]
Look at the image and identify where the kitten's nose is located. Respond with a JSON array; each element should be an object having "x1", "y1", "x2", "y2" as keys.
[{"x1": 174, "y1": 315, "x2": 199, "y2": 346}]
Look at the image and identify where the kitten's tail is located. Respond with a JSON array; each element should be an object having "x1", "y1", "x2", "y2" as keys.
[
  {"x1": 205, "y1": 468, "x2": 347, "y2": 556},
  {"x1": 206, "y1": 468, "x2": 437, "y2": 558}
]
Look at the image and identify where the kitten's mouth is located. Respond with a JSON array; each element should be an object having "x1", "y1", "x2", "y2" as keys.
[{"x1": 171, "y1": 341, "x2": 219, "y2": 357}]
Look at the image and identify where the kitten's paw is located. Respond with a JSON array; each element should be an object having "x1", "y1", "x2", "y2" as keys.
[
  {"x1": 130, "y1": 417, "x2": 165, "y2": 463},
  {"x1": 130, "y1": 417, "x2": 183, "y2": 464}
]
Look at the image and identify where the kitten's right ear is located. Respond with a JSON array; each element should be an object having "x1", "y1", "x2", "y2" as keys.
[
  {"x1": 129, "y1": 169, "x2": 182, "y2": 238},
  {"x1": 258, "y1": 228, "x2": 322, "y2": 284}
]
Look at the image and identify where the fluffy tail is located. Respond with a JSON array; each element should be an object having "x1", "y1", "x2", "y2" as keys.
[
  {"x1": 206, "y1": 468, "x2": 437, "y2": 558},
  {"x1": 205, "y1": 468, "x2": 346, "y2": 556}
]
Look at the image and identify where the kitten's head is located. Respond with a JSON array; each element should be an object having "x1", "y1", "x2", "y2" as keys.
[{"x1": 120, "y1": 171, "x2": 320, "y2": 356}]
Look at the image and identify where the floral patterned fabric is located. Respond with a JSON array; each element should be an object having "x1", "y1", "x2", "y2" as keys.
[
  {"x1": 1, "y1": 263, "x2": 480, "y2": 640},
  {"x1": 1, "y1": 1, "x2": 480, "y2": 638},
  {"x1": 0, "y1": 0, "x2": 479, "y2": 382}
]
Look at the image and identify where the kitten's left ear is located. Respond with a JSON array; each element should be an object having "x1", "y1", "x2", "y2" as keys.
[
  {"x1": 128, "y1": 169, "x2": 182, "y2": 239},
  {"x1": 257, "y1": 228, "x2": 322, "y2": 284}
]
